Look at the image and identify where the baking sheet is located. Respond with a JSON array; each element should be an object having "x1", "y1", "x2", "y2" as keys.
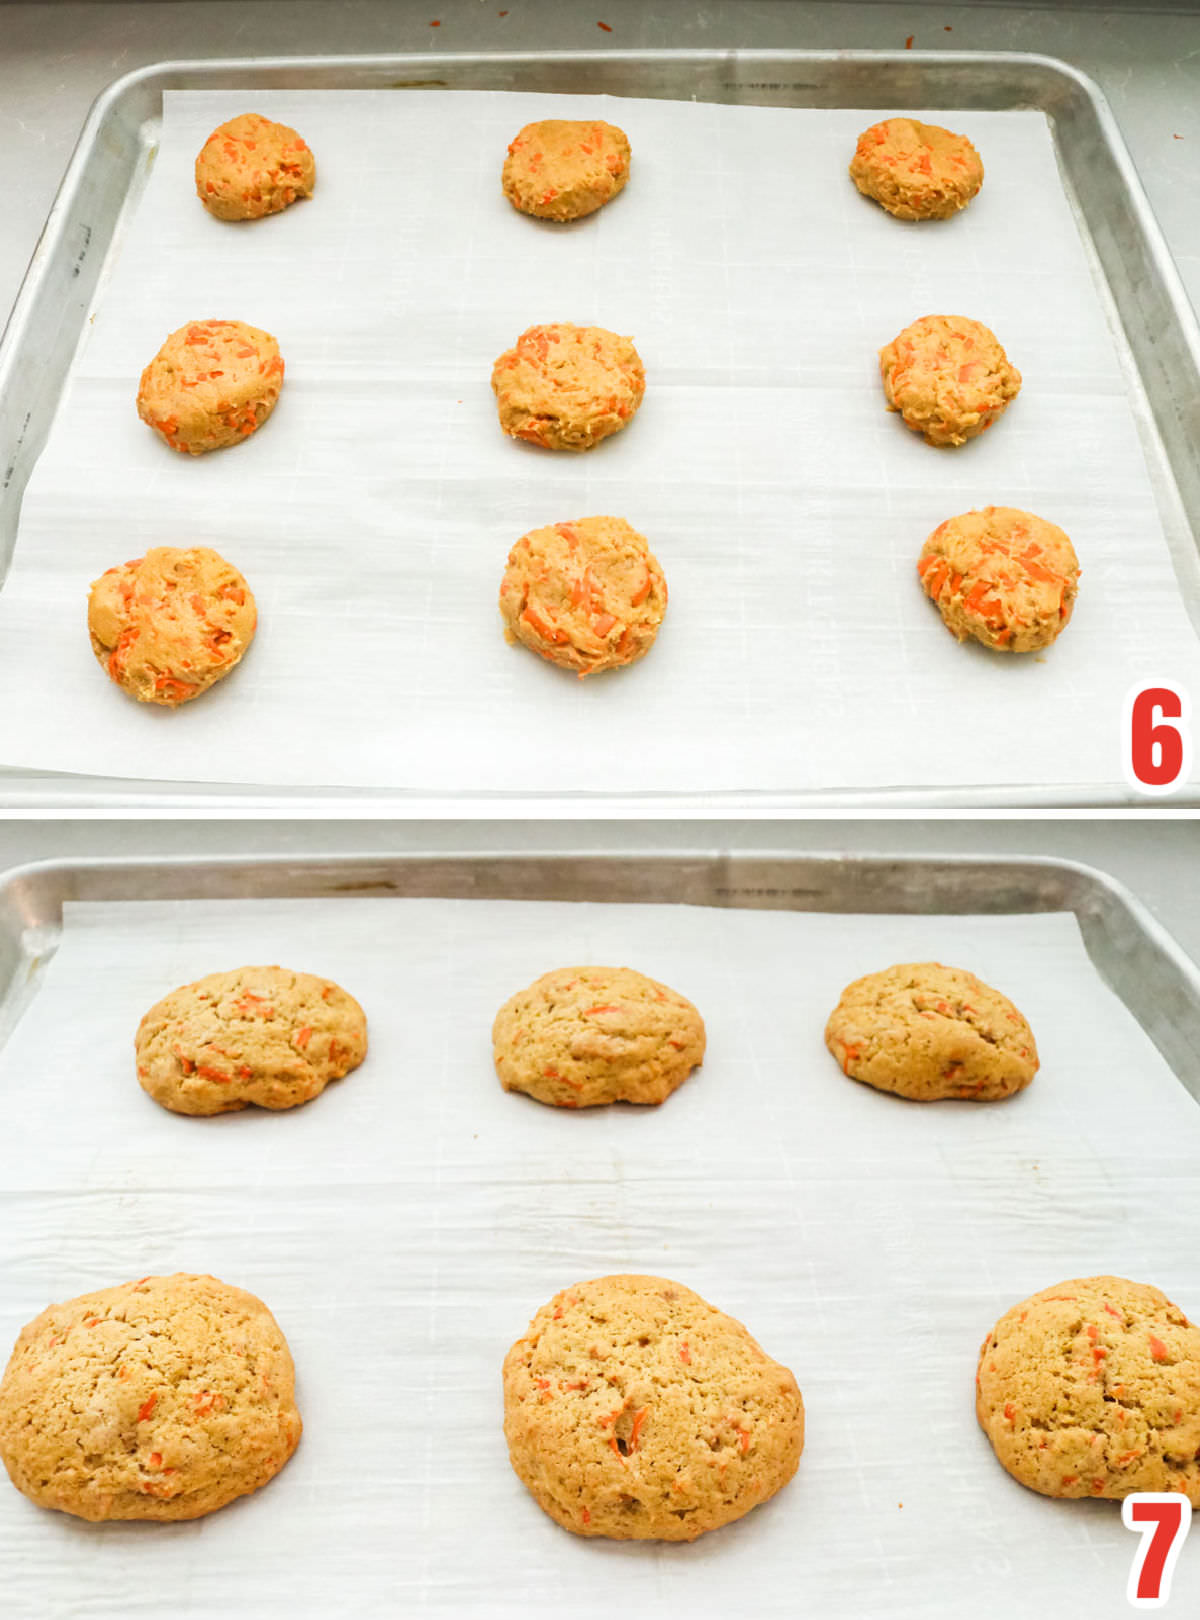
[
  {"x1": 2, "y1": 893, "x2": 1200, "y2": 1619},
  {"x1": 0, "y1": 87, "x2": 1195, "y2": 796}
]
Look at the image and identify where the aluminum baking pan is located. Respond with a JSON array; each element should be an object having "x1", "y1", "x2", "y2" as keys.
[
  {"x1": 1, "y1": 850, "x2": 1197, "y2": 1090},
  {"x1": 2, "y1": 48, "x2": 1197, "y2": 808}
]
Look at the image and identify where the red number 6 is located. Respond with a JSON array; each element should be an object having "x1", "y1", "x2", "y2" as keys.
[{"x1": 1123, "y1": 684, "x2": 1190, "y2": 794}]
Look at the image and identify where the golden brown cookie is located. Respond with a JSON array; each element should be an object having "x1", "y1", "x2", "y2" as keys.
[
  {"x1": 87, "y1": 546, "x2": 257, "y2": 707},
  {"x1": 0, "y1": 1273, "x2": 301, "y2": 1522},
  {"x1": 493, "y1": 966, "x2": 704, "y2": 1107},
  {"x1": 977, "y1": 1276, "x2": 1200, "y2": 1505},
  {"x1": 137, "y1": 319, "x2": 284, "y2": 454},
  {"x1": 502, "y1": 118, "x2": 631, "y2": 221},
  {"x1": 499, "y1": 517, "x2": 667, "y2": 677},
  {"x1": 195, "y1": 113, "x2": 315, "y2": 221},
  {"x1": 491, "y1": 323, "x2": 645, "y2": 451},
  {"x1": 824, "y1": 961, "x2": 1038, "y2": 1101},
  {"x1": 850, "y1": 117, "x2": 983, "y2": 221},
  {"x1": 135, "y1": 965, "x2": 368, "y2": 1116},
  {"x1": 503, "y1": 1274, "x2": 804, "y2": 1540},
  {"x1": 880, "y1": 314, "x2": 1020, "y2": 446},
  {"x1": 919, "y1": 507, "x2": 1080, "y2": 653}
]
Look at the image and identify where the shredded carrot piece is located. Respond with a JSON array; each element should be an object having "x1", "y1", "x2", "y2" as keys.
[{"x1": 137, "y1": 1394, "x2": 157, "y2": 1423}]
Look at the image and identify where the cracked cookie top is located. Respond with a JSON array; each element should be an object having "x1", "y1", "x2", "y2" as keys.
[
  {"x1": 824, "y1": 960, "x2": 1038, "y2": 1101},
  {"x1": 977, "y1": 1275, "x2": 1200, "y2": 1504},
  {"x1": 0, "y1": 1273, "x2": 301, "y2": 1522},
  {"x1": 492, "y1": 965, "x2": 704, "y2": 1107},
  {"x1": 135, "y1": 964, "x2": 368, "y2": 1115},
  {"x1": 502, "y1": 1274, "x2": 804, "y2": 1540}
]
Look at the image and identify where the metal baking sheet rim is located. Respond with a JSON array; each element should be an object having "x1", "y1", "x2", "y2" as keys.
[
  {"x1": 1, "y1": 848, "x2": 1199, "y2": 1094},
  {"x1": 2, "y1": 48, "x2": 1198, "y2": 810}
]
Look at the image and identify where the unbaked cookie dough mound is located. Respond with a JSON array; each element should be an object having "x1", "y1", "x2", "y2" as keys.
[
  {"x1": 491, "y1": 323, "x2": 645, "y2": 451},
  {"x1": 850, "y1": 117, "x2": 983, "y2": 220},
  {"x1": 88, "y1": 545, "x2": 257, "y2": 707},
  {"x1": 499, "y1": 516, "x2": 667, "y2": 676},
  {"x1": 502, "y1": 118, "x2": 631, "y2": 221},
  {"x1": 880, "y1": 314, "x2": 1020, "y2": 446},
  {"x1": 493, "y1": 965, "x2": 704, "y2": 1107},
  {"x1": 503, "y1": 1274, "x2": 804, "y2": 1540},
  {"x1": 136, "y1": 965, "x2": 368, "y2": 1116},
  {"x1": 0, "y1": 1273, "x2": 302, "y2": 1522},
  {"x1": 195, "y1": 113, "x2": 315, "y2": 221},
  {"x1": 919, "y1": 506, "x2": 1080, "y2": 653},
  {"x1": 137, "y1": 319, "x2": 284, "y2": 454},
  {"x1": 825, "y1": 961, "x2": 1038, "y2": 1101},
  {"x1": 977, "y1": 1276, "x2": 1200, "y2": 1504}
]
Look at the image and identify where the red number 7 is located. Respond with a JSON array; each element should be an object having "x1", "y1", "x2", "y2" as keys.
[{"x1": 1124, "y1": 1492, "x2": 1191, "y2": 1607}]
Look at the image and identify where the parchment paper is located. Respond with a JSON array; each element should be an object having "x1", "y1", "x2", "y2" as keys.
[
  {"x1": 2, "y1": 893, "x2": 1200, "y2": 1618},
  {"x1": 0, "y1": 89, "x2": 1195, "y2": 795}
]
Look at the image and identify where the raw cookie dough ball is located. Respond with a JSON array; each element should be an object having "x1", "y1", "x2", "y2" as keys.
[
  {"x1": 0, "y1": 1273, "x2": 302, "y2": 1522},
  {"x1": 135, "y1": 965, "x2": 368, "y2": 1116},
  {"x1": 195, "y1": 113, "x2": 315, "y2": 221},
  {"x1": 503, "y1": 1274, "x2": 804, "y2": 1540},
  {"x1": 919, "y1": 507, "x2": 1080, "y2": 653},
  {"x1": 491, "y1": 323, "x2": 645, "y2": 451},
  {"x1": 880, "y1": 314, "x2": 1020, "y2": 447},
  {"x1": 493, "y1": 965, "x2": 705, "y2": 1107},
  {"x1": 499, "y1": 516, "x2": 667, "y2": 677},
  {"x1": 137, "y1": 319, "x2": 284, "y2": 454},
  {"x1": 977, "y1": 1276, "x2": 1200, "y2": 1504},
  {"x1": 502, "y1": 118, "x2": 631, "y2": 221},
  {"x1": 88, "y1": 545, "x2": 257, "y2": 707},
  {"x1": 850, "y1": 117, "x2": 983, "y2": 220},
  {"x1": 824, "y1": 961, "x2": 1038, "y2": 1101}
]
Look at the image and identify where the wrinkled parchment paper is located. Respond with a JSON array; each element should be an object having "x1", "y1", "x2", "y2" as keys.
[{"x1": 2, "y1": 893, "x2": 1199, "y2": 1616}]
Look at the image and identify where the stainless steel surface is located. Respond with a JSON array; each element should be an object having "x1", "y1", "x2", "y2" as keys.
[
  {"x1": 3, "y1": 3, "x2": 1199, "y2": 337},
  {"x1": 0, "y1": 46, "x2": 1197, "y2": 809},
  {"x1": 2, "y1": 848, "x2": 1199, "y2": 1095}
]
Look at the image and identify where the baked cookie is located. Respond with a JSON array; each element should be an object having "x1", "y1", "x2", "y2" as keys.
[
  {"x1": 195, "y1": 113, "x2": 315, "y2": 221},
  {"x1": 502, "y1": 118, "x2": 631, "y2": 221},
  {"x1": 880, "y1": 314, "x2": 1020, "y2": 446},
  {"x1": 135, "y1": 965, "x2": 368, "y2": 1116},
  {"x1": 977, "y1": 1276, "x2": 1200, "y2": 1505},
  {"x1": 919, "y1": 507, "x2": 1080, "y2": 653},
  {"x1": 491, "y1": 323, "x2": 645, "y2": 451},
  {"x1": 850, "y1": 117, "x2": 983, "y2": 221},
  {"x1": 137, "y1": 319, "x2": 284, "y2": 454},
  {"x1": 499, "y1": 517, "x2": 667, "y2": 677},
  {"x1": 824, "y1": 961, "x2": 1038, "y2": 1101},
  {"x1": 493, "y1": 966, "x2": 704, "y2": 1107},
  {"x1": 503, "y1": 1274, "x2": 804, "y2": 1540},
  {"x1": 0, "y1": 1273, "x2": 301, "y2": 1522},
  {"x1": 88, "y1": 546, "x2": 256, "y2": 707}
]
